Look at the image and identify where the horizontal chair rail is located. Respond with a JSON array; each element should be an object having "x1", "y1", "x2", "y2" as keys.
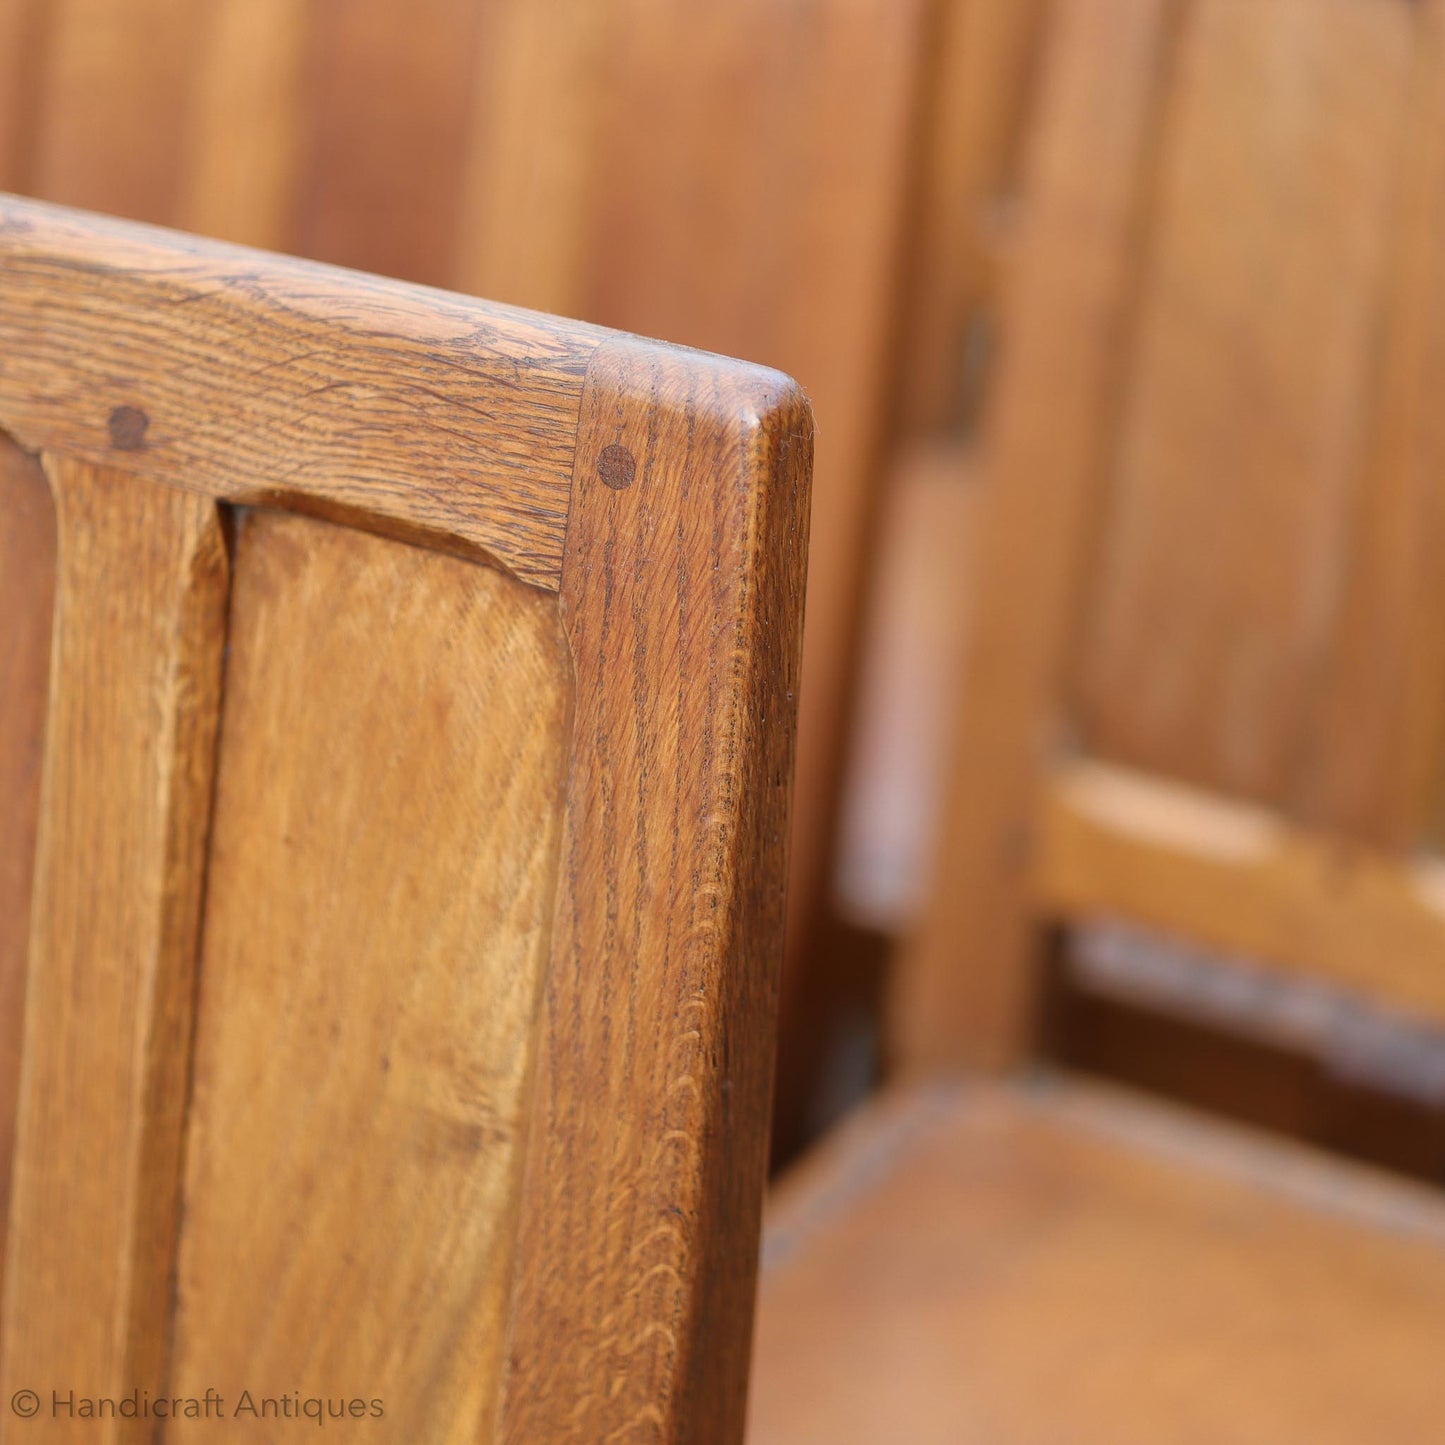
[
  {"x1": 0, "y1": 193, "x2": 610, "y2": 587},
  {"x1": 1037, "y1": 759, "x2": 1445, "y2": 1028}
]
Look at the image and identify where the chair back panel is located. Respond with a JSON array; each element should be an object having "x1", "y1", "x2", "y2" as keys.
[
  {"x1": 4, "y1": 456, "x2": 227, "y2": 1420},
  {"x1": 0, "y1": 438, "x2": 54, "y2": 1338},
  {"x1": 894, "y1": 0, "x2": 1445, "y2": 1071},
  {"x1": 0, "y1": 195, "x2": 811, "y2": 1445},
  {"x1": 0, "y1": 0, "x2": 923, "y2": 1015}
]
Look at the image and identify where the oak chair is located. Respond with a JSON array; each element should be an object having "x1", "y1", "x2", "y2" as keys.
[
  {"x1": 750, "y1": 0, "x2": 1445, "y2": 1439},
  {"x1": 0, "y1": 194, "x2": 811, "y2": 1443},
  {"x1": 0, "y1": 1, "x2": 928, "y2": 1135}
]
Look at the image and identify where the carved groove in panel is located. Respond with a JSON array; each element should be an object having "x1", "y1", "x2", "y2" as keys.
[{"x1": 169, "y1": 511, "x2": 572, "y2": 1443}]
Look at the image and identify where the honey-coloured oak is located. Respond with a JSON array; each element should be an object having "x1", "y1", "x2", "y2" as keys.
[
  {"x1": 0, "y1": 458, "x2": 227, "y2": 1433},
  {"x1": 894, "y1": 0, "x2": 1445, "y2": 1068},
  {"x1": 0, "y1": 435, "x2": 54, "y2": 1334},
  {"x1": 169, "y1": 512, "x2": 573, "y2": 1442},
  {"x1": 0, "y1": 1, "x2": 926, "y2": 1109},
  {"x1": 503, "y1": 341, "x2": 810, "y2": 1442},
  {"x1": 758, "y1": 3, "x2": 1445, "y2": 1440},
  {"x1": 0, "y1": 194, "x2": 601, "y2": 585},
  {"x1": 0, "y1": 195, "x2": 811, "y2": 1444},
  {"x1": 751, "y1": 1077, "x2": 1445, "y2": 1445}
]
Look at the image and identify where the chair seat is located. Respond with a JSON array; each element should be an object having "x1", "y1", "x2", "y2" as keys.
[{"x1": 748, "y1": 1075, "x2": 1445, "y2": 1444}]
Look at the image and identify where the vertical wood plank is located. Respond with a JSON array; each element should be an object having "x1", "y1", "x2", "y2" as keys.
[
  {"x1": 287, "y1": 0, "x2": 489, "y2": 286},
  {"x1": 0, "y1": 0, "x2": 50, "y2": 192},
  {"x1": 899, "y1": 0, "x2": 1054, "y2": 434},
  {"x1": 500, "y1": 343, "x2": 811, "y2": 1443},
  {"x1": 1297, "y1": 4, "x2": 1445, "y2": 847},
  {"x1": 0, "y1": 459, "x2": 226, "y2": 1442},
  {"x1": 0, "y1": 436, "x2": 55, "y2": 1350},
  {"x1": 1075, "y1": 0, "x2": 1415, "y2": 808},
  {"x1": 891, "y1": 0, "x2": 1180, "y2": 1071},
  {"x1": 26, "y1": 0, "x2": 210, "y2": 223},
  {"x1": 450, "y1": 0, "x2": 609, "y2": 312},
  {"x1": 169, "y1": 513, "x2": 573, "y2": 1442}
]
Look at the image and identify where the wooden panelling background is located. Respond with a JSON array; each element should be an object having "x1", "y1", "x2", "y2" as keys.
[{"x1": 898, "y1": 0, "x2": 1053, "y2": 436}]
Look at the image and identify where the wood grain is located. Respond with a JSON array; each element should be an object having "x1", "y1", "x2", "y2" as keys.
[
  {"x1": 1076, "y1": 0, "x2": 1414, "y2": 808},
  {"x1": 751, "y1": 1076, "x2": 1445, "y2": 1445},
  {"x1": 0, "y1": 194, "x2": 603, "y2": 586},
  {"x1": 899, "y1": 0, "x2": 1053, "y2": 434},
  {"x1": 1299, "y1": 3, "x2": 1445, "y2": 847},
  {"x1": 177, "y1": 0, "x2": 309, "y2": 249},
  {"x1": 559, "y1": 0, "x2": 925, "y2": 994},
  {"x1": 0, "y1": 433, "x2": 54, "y2": 1348},
  {"x1": 25, "y1": 0, "x2": 208, "y2": 222},
  {"x1": 1037, "y1": 759, "x2": 1445, "y2": 1030},
  {"x1": 499, "y1": 340, "x2": 812, "y2": 1443},
  {"x1": 3, "y1": 1, "x2": 916, "y2": 1139},
  {"x1": 892, "y1": 0, "x2": 1179, "y2": 1071},
  {"x1": 0, "y1": 458, "x2": 226, "y2": 1445},
  {"x1": 169, "y1": 511, "x2": 572, "y2": 1442}
]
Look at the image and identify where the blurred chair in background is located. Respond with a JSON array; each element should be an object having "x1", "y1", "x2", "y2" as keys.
[
  {"x1": 753, "y1": 0, "x2": 1445, "y2": 1437},
  {"x1": 821, "y1": 0, "x2": 1055, "y2": 1134}
]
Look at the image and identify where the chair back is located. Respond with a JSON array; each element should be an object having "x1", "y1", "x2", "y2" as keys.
[
  {"x1": 894, "y1": 0, "x2": 1445, "y2": 1071},
  {"x1": 0, "y1": 194, "x2": 810, "y2": 1443}
]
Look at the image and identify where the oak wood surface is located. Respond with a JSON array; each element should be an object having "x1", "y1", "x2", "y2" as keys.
[
  {"x1": 179, "y1": 0, "x2": 310, "y2": 248},
  {"x1": 899, "y1": 0, "x2": 1053, "y2": 434},
  {"x1": 0, "y1": 0, "x2": 44, "y2": 192},
  {"x1": 500, "y1": 340, "x2": 812, "y2": 1443},
  {"x1": 170, "y1": 511, "x2": 572, "y2": 1442},
  {"x1": 24, "y1": 0, "x2": 205, "y2": 222},
  {"x1": 0, "y1": 457, "x2": 227, "y2": 1445},
  {"x1": 454, "y1": 0, "x2": 924, "y2": 1056},
  {"x1": 0, "y1": 435, "x2": 53, "y2": 1344},
  {"x1": 750, "y1": 1076, "x2": 1445, "y2": 1445},
  {"x1": 1299, "y1": 2, "x2": 1445, "y2": 848},
  {"x1": 0, "y1": 193, "x2": 603, "y2": 586},
  {"x1": 289, "y1": 0, "x2": 486, "y2": 284}
]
